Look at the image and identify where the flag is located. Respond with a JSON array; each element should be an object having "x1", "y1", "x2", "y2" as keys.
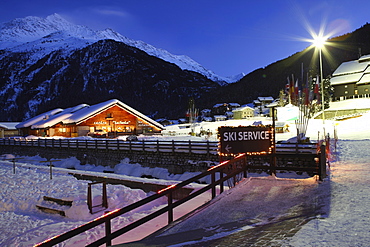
[
  {"x1": 314, "y1": 76, "x2": 320, "y2": 94},
  {"x1": 285, "y1": 77, "x2": 290, "y2": 94},
  {"x1": 294, "y1": 79, "x2": 299, "y2": 97}
]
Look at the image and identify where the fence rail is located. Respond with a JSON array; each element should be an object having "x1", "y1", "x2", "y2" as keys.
[
  {"x1": 0, "y1": 138, "x2": 318, "y2": 155},
  {"x1": 34, "y1": 153, "x2": 250, "y2": 247}
]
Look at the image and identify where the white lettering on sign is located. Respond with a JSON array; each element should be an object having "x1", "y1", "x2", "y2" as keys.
[
  {"x1": 94, "y1": 121, "x2": 107, "y2": 125},
  {"x1": 223, "y1": 131, "x2": 269, "y2": 141},
  {"x1": 113, "y1": 121, "x2": 130, "y2": 124}
]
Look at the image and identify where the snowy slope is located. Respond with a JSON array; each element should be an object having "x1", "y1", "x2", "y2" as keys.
[{"x1": 0, "y1": 13, "x2": 233, "y2": 84}]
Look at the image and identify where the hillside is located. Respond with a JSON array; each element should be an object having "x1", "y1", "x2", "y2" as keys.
[{"x1": 201, "y1": 23, "x2": 370, "y2": 107}]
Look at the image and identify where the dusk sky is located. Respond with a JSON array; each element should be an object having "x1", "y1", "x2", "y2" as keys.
[{"x1": 1, "y1": 0, "x2": 369, "y2": 77}]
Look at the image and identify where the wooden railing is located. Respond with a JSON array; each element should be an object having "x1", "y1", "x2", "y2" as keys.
[
  {"x1": 0, "y1": 138, "x2": 319, "y2": 155},
  {"x1": 34, "y1": 154, "x2": 249, "y2": 247},
  {"x1": 0, "y1": 138, "x2": 219, "y2": 155}
]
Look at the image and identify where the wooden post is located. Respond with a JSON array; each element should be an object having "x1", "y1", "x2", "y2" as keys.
[
  {"x1": 211, "y1": 172, "x2": 216, "y2": 199},
  {"x1": 206, "y1": 140, "x2": 210, "y2": 157},
  {"x1": 168, "y1": 192, "x2": 173, "y2": 224},
  {"x1": 105, "y1": 215, "x2": 112, "y2": 246},
  {"x1": 102, "y1": 182, "x2": 108, "y2": 208},
  {"x1": 49, "y1": 164, "x2": 53, "y2": 180},
  {"x1": 219, "y1": 171, "x2": 224, "y2": 194},
  {"x1": 319, "y1": 144, "x2": 327, "y2": 181},
  {"x1": 87, "y1": 183, "x2": 92, "y2": 214},
  {"x1": 13, "y1": 159, "x2": 16, "y2": 174}
]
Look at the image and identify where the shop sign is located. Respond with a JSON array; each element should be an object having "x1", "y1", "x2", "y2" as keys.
[{"x1": 218, "y1": 126, "x2": 273, "y2": 155}]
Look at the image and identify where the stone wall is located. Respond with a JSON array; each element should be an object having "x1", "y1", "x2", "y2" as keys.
[{"x1": 0, "y1": 145, "x2": 219, "y2": 174}]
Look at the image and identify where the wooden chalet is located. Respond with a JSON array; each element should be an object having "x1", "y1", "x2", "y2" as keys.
[{"x1": 16, "y1": 99, "x2": 164, "y2": 138}]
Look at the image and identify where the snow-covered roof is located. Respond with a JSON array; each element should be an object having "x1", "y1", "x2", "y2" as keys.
[
  {"x1": 0, "y1": 122, "x2": 20, "y2": 129},
  {"x1": 233, "y1": 106, "x2": 254, "y2": 112},
  {"x1": 330, "y1": 54, "x2": 370, "y2": 86},
  {"x1": 16, "y1": 99, "x2": 164, "y2": 130},
  {"x1": 358, "y1": 73, "x2": 370, "y2": 85},
  {"x1": 228, "y1": 103, "x2": 240, "y2": 107},
  {"x1": 257, "y1": 96, "x2": 274, "y2": 101},
  {"x1": 31, "y1": 104, "x2": 89, "y2": 129},
  {"x1": 15, "y1": 108, "x2": 64, "y2": 128},
  {"x1": 332, "y1": 60, "x2": 368, "y2": 76},
  {"x1": 330, "y1": 73, "x2": 363, "y2": 85}
]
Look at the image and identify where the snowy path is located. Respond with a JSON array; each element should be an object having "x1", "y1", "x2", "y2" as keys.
[{"x1": 287, "y1": 140, "x2": 370, "y2": 246}]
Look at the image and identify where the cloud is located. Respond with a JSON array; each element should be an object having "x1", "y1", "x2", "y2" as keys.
[{"x1": 96, "y1": 9, "x2": 128, "y2": 17}]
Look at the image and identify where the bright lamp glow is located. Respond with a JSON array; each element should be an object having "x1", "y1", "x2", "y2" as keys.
[{"x1": 312, "y1": 35, "x2": 327, "y2": 49}]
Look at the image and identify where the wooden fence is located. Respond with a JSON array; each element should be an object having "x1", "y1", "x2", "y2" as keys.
[{"x1": 0, "y1": 138, "x2": 318, "y2": 155}]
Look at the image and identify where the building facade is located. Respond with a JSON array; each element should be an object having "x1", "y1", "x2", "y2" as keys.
[
  {"x1": 331, "y1": 54, "x2": 370, "y2": 101},
  {"x1": 16, "y1": 99, "x2": 164, "y2": 138}
]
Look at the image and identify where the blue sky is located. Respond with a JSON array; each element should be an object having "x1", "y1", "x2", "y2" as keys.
[{"x1": 0, "y1": 0, "x2": 369, "y2": 77}]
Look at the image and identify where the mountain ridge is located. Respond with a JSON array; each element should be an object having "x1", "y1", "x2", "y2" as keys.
[{"x1": 0, "y1": 13, "x2": 232, "y2": 84}]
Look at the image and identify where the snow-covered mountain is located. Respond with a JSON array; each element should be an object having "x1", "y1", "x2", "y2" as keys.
[
  {"x1": 0, "y1": 13, "x2": 225, "y2": 121},
  {"x1": 0, "y1": 13, "x2": 233, "y2": 84}
]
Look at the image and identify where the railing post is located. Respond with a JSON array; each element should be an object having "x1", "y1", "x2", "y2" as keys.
[
  {"x1": 211, "y1": 172, "x2": 216, "y2": 199},
  {"x1": 12, "y1": 159, "x2": 16, "y2": 174},
  {"x1": 219, "y1": 171, "x2": 224, "y2": 194},
  {"x1": 117, "y1": 139, "x2": 119, "y2": 150},
  {"x1": 103, "y1": 182, "x2": 108, "y2": 208},
  {"x1": 188, "y1": 140, "x2": 191, "y2": 154},
  {"x1": 168, "y1": 192, "x2": 173, "y2": 224},
  {"x1": 87, "y1": 183, "x2": 92, "y2": 214},
  {"x1": 243, "y1": 156, "x2": 248, "y2": 178},
  {"x1": 142, "y1": 140, "x2": 145, "y2": 152},
  {"x1": 105, "y1": 216, "x2": 112, "y2": 246},
  {"x1": 319, "y1": 144, "x2": 327, "y2": 181},
  {"x1": 49, "y1": 163, "x2": 53, "y2": 180},
  {"x1": 157, "y1": 139, "x2": 159, "y2": 153},
  {"x1": 172, "y1": 140, "x2": 175, "y2": 153},
  {"x1": 206, "y1": 140, "x2": 210, "y2": 157}
]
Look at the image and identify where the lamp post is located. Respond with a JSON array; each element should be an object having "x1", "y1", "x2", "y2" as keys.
[{"x1": 313, "y1": 35, "x2": 326, "y2": 137}]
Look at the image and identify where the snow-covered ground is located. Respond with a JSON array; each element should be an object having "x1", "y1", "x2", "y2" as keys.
[{"x1": 1, "y1": 98, "x2": 370, "y2": 246}]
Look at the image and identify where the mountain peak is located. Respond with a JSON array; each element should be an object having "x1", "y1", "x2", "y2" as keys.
[{"x1": 0, "y1": 13, "x2": 239, "y2": 84}]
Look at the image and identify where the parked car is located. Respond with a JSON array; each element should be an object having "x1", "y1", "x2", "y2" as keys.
[
  {"x1": 126, "y1": 135, "x2": 138, "y2": 141},
  {"x1": 87, "y1": 130, "x2": 107, "y2": 138}
]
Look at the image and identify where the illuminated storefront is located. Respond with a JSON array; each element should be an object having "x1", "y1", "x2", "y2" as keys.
[{"x1": 16, "y1": 99, "x2": 164, "y2": 138}]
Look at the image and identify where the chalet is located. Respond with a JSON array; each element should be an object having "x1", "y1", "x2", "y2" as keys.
[
  {"x1": 331, "y1": 54, "x2": 370, "y2": 101},
  {"x1": 0, "y1": 122, "x2": 20, "y2": 138},
  {"x1": 232, "y1": 106, "x2": 255, "y2": 119},
  {"x1": 253, "y1": 97, "x2": 274, "y2": 116},
  {"x1": 212, "y1": 103, "x2": 240, "y2": 115},
  {"x1": 0, "y1": 123, "x2": 6, "y2": 138},
  {"x1": 16, "y1": 99, "x2": 164, "y2": 138}
]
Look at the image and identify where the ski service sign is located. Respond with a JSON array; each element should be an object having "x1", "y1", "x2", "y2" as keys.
[{"x1": 218, "y1": 126, "x2": 274, "y2": 155}]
